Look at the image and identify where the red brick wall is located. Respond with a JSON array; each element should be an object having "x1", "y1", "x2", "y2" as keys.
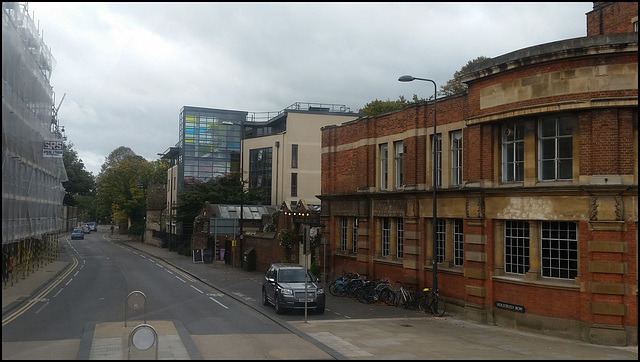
[
  {"x1": 579, "y1": 108, "x2": 637, "y2": 176},
  {"x1": 318, "y1": 3, "x2": 637, "y2": 344},
  {"x1": 242, "y1": 234, "x2": 292, "y2": 273},
  {"x1": 587, "y1": 2, "x2": 638, "y2": 36},
  {"x1": 322, "y1": 96, "x2": 467, "y2": 194},
  {"x1": 464, "y1": 125, "x2": 485, "y2": 182}
]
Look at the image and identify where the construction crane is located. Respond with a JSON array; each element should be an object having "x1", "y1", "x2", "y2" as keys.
[
  {"x1": 53, "y1": 92, "x2": 66, "y2": 120},
  {"x1": 50, "y1": 92, "x2": 66, "y2": 138}
]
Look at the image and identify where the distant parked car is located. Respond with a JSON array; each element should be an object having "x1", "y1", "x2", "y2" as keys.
[
  {"x1": 82, "y1": 225, "x2": 90, "y2": 234},
  {"x1": 262, "y1": 263, "x2": 325, "y2": 314},
  {"x1": 71, "y1": 228, "x2": 84, "y2": 240},
  {"x1": 86, "y1": 222, "x2": 97, "y2": 232}
]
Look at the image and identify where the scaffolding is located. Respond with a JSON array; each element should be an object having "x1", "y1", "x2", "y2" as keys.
[{"x1": 2, "y1": 2, "x2": 67, "y2": 287}]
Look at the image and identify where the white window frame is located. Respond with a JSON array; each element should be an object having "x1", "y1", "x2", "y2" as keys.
[
  {"x1": 436, "y1": 219, "x2": 445, "y2": 263},
  {"x1": 352, "y1": 217, "x2": 358, "y2": 253},
  {"x1": 340, "y1": 217, "x2": 348, "y2": 251},
  {"x1": 541, "y1": 221, "x2": 578, "y2": 279},
  {"x1": 451, "y1": 131, "x2": 462, "y2": 185},
  {"x1": 394, "y1": 141, "x2": 404, "y2": 189},
  {"x1": 453, "y1": 218, "x2": 463, "y2": 266},
  {"x1": 502, "y1": 122, "x2": 524, "y2": 183},
  {"x1": 380, "y1": 143, "x2": 388, "y2": 190},
  {"x1": 432, "y1": 134, "x2": 442, "y2": 187},
  {"x1": 396, "y1": 218, "x2": 404, "y2": 259},
  {"x1": 538, "y1": 115, "x2": 573, "y2": 181},
  {"x1": 381, "y1": 218, "x2": 390, "y2": 257},
  {"x1": 504, "y1": 220, "x2": 530, "y2": 275}
]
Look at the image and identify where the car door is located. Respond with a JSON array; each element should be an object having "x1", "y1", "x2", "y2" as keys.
[{"x1": 264, "y1": 266, "x2": 276, "y2": 303}]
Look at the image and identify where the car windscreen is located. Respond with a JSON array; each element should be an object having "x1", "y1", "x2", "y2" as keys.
[{"x1": 277, "y1": 269, "x2": 307, "y2": 283}]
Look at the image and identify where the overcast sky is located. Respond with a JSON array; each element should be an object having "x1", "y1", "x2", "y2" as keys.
[{"x1": 26, "y1": 2, "x2": 593, "y2": 176}]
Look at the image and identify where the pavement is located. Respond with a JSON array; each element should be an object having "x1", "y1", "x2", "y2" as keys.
[{"x1": 2, "y1": 232, "x2": 638, "y2": 360}]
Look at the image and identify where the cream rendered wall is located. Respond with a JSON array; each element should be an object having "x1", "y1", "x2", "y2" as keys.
[{"x1": 243, "y1": 112, "x2": 359, "y2": 206}]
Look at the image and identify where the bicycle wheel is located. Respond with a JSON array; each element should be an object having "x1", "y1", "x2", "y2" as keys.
[
  {"x1": 418, "y1": 294, "x2": 429, "y2": 313},
  {"x1": 403, "y1": 291, "x2": 418, "y2": 310},
  {"x1": 329, "y1": 281, "x2": 343, "y2": 297},
  {"x1": 355, "y1": 287, "x2": 367, "y2": 303},
  {"x1": 430, "y1": 297, "x2": 446, "y2": 317},
  {"x1": 394, "y1": 290, "x2": 403, "y2": 307},
  {"x1": 380, "y1": 288, "x2": 396, "y2": 306},
  {"x1": 362, "y1": 288, "x2": 375, "y2": 304},
  {"x1": 346, "y1": 280, "x2": 363, "y2": 299}
]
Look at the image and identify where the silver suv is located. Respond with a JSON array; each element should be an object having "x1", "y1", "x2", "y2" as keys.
[{"x1": 262, "y1": 263, "x2": 325, "y2": 314}]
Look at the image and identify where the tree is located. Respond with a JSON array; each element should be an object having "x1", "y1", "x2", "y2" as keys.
[
  {"x1": 62, "y1": 142, "x2": 96, "y2": 207},
  {"x1": 99, "y1": 146, "x2": 144, "y2": 174},
  {"x1": 278, "y1": 228, "x2": 296, "y2": 249},
  {"x1": 96, "y1": 149, "x2": 155, "y2": 232},
  {"x1": 358, "y1": 56, "x2": 491, "y2": 115},
  {"x1": 174, "y1": 172, "x2": 263, "y2": 225},
  {"x1": 148, "y1": 159, "x2": 169, "y2": 186},
  {"x1": 439, "y1": 56, "x2": 491, "y2": 96},
  {"x1": 358, "y1": 95, "x2": 424, "y2": 116}
]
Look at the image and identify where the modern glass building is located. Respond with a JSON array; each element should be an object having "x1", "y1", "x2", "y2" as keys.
[{"x1": 178, "y1": 106, "x2": 247, "y2": 193}]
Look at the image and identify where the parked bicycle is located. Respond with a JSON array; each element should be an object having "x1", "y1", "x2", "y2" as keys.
[
  {"x1": 393, "y1": 281, "x2": 418, "y2": 309},
  {"x1": 418, "y1": 287, "x2": 446, "y2": 317},
  {"x1": 355, "y1": 278, "x2": 395, "y2": 305},
  {"x1": 329, "y1": 270, "x2": 353, "y2": 297},
  {"x1": 343, "y1": 274, "x2": 367, "y2": 299}
]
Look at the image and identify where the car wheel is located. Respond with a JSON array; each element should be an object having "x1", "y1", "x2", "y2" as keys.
[
  {"x1": 274, "y1": 293, "x2": 285, "y2": 314},
  {"x1": 262, "y1": 288, "x2": 269, "y2": 306}
]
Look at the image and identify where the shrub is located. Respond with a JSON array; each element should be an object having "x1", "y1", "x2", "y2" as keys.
[
  {"x1": 278, "y1": 229, "x2": 296, "y2": 249},
  {"x1": 128, "y1": 221, "x2": 144, "y2": 236},
  {"x1": 182, "y1": 246, "x2": 191, "y2": 256},
  {"x1": 310, "y1": 261, "x2": 320, "y2": 277}
]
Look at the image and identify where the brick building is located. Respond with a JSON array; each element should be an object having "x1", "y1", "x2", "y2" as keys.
[{"x1": 319, "y1": 2, "x2": 637, "y2": 346}]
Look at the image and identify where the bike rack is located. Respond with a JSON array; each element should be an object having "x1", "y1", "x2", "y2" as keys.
[
  {"x1": 125, "y1": 290, "x2": 147, "y2": 327},
  {"x1": 128, "y1": 323, "x2": 158, "y2": 360}
]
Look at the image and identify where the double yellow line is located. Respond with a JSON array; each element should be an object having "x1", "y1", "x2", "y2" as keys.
[
  {"x1": 158, "y1": 259, "x2": 197, "y2": 283},
  {"x1": 2, "y1": 257, "x2": 79, "y2": 326}
]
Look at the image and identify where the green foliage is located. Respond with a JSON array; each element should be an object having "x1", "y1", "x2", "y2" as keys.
[
  {"x1": 99, "y1": 146, "x2": 143, "y2": 174},
  {"x1": 278, "y1": 229, "x2": 297, "y2": 249},
  {"x1": 310, "y1": 261, "x2": 319, "y2": 278},
  {"x1": 310, "y1": 232, "x2": 321, "y2": 251},
  {"x1": 177, "y1": 243, "x2": 191, "y2": 256},
  {"x1": 73, "y1": 195, "x2": 94, "y2": 221},
  {"x1": 263, "y1": 210, "x2": 279, "y2": 233},
  {"x1": 174, "y1": 172, "x2": 263, "y2": 224},
  {"x1": 149, "y1": 159, "x2": 169, "y2": 185},
  {"x1": 95, "y1": 148, "x2": 156, "y2": 229},
  {"x1": 439, "y1": 56, "x2": 491, "y2": 96},
  {"x1": 62, "y1": 142, "x2": 96, "y2": 207},
  {"x1": 128, "y1": 221, "x2": 145, "y2": 236},
  {"x1": 358, "y1": 95, "x2": 424, "y2": 116},
  {"x1": 193, "y1": 215, "x2": 206, "y2": 232},
  {"x1": 359, "y1": 56, "x2": 491, "y2": 116}
]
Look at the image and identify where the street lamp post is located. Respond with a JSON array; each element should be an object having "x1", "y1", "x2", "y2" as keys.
[
  {"x1": 398, "y1": 75, "x2": 439, "y2": 300},
  {"x1": 239, "y1": 119, "x2": 245, "y2": 268}
]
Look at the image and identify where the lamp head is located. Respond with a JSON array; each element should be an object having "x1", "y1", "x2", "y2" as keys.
[{"x1": 398, "y1": 75, "x2": 415, "y2": 82}]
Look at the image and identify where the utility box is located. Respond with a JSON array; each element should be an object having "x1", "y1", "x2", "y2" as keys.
[{"x1": 243, "y1": 247, "x2": 256, "y2": 272}]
